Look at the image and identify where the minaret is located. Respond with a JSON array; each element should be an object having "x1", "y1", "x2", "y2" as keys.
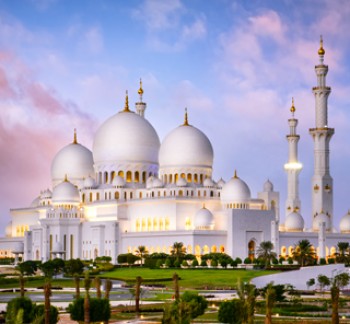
[
  {"x1": 135, "y1": 79, "x2": 146, "y2": 117},
  {"x1": 309, "y1": 36, "x2": 334, "y2": 230},
  {"x1": 284, "y1": 98, "x2": 302, "y2": 216}
]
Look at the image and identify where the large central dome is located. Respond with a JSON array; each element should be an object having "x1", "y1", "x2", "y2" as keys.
[{"x1": 93, "y1": 95, "x2": 160, "y2": 185}]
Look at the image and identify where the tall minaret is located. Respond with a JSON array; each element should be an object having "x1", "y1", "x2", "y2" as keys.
[
  {"x1": 135, "y1": 79, "x2": 147, "y2": 117},
  {"x1": 284, "y1": 98, "x2": 302, "y2": 216},
  {"x1": 309, "y1": 36, "x2": 334, "y2": 230}
]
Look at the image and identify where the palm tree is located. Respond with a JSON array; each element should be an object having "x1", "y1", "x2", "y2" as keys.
[
  {"x1": 16, "y1": 260, "x2": 37, "y2": 297},
  {"x1": 135, "y1": 276, "x2": 142, "y2": 314},
  {"x1": 104, "y1": 279, "x2": 113, "y2": 299},
  {"x1": 135, "y1": 246, "x2": 148, "y2": 266},
  {"x1": 171, "y1": 242, "x2": 185, "y2": 262},
  {"x1": 336, "y1": 242, "x2": 349, "y2": 264},
  {"x1": 64, "y1": 259, "x2": 85, "y2": 299},
  {"x1": 173, "y1": 272, "x2": 180, "y2": 301},
  {"x1": 256, "y1": 241, "x2": 276, "y2": 268},
  {"x1": 293, "y1": 239, "x2": 316, "y2": 267},
  {"x1": 84, "y1": 271, "x2": 91, "y2": 324},
  {"x1": 44, "y1": 280, "x2": 51, "y2": 324},
  {"x1": 94, "y1": 276, "x2": 101, "y2": 299},
  {"x1": 264, "y1": 283, "x2": 276, "y2": 324},
  {"x1": 331, "y1": 272, "x2": 350, "y2": 324}
]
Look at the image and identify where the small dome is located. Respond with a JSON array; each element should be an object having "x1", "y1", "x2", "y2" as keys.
[
  {"x1": 194, "y1": 206, "x2": 214, "y2": 229},
  {"x1": 40, "y1": 189, "x2": 52, "y2": 200},
  {"x1": 31, "y1": 196, "x2": 40, "y2": 207},
  {"x1": 340, "y1": 211, "x2": 350, "y2": 233},
  {"x1": 153, "y1": 177, "x2": 163, "y2": 188},
  {"x1": 12, "y1": 242, "x2": 24, "y2": 253},
  {"x1": 112, "y1": 175, "x2": 125, "y2": 188},
  {"x1": 52, "y1": 178, "x2": 80, "y2": 205},
  {"x1": 51, "y1": 132, "x2": 94, "y2": 187},
  {"x1": 221, "y1": 172, "x2": 251, "y2": 203},
  {"x1": 313, "y1": 212, "x2": 331, "y2": 231},
  {"x1": 285, "y1": 211, "x2": 304, "y2": 231},
  {"x1": 146, "y1": 176, "x2": 155, "y2": 189},
  {"x1": 217, "y1": 178, "x2": 226, "y2": 189},
  {"x1": 84, "y1": 176, "x2": 96, "y2": 189},
  {"x1": 176, "y1": 177, "x2": 187, "y2": 187},
  {"x1": 52, "y1": 242, "x2": 64, "y2": 253},
  {"x1": 263, "y1": 179, "x2": 274, "y2": 192},
  {"x1": 5, "y1": 222, "x2": 12, "y2": 237},
  {"x1": 203, "y1": 178, "x2": 215, "y2": 188}
]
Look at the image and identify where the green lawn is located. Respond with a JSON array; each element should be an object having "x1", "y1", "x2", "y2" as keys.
[{"x1": 100, "y1": 268, "x2": 274, "y2": 289}]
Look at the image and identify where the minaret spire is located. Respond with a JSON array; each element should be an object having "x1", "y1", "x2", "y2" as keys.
[
  {"x1": 284, "y1": 98, "x2": 302, "y2": 216},
  {"x1": 122, "y1": 90, "x2": 130, "y2": 112},
  {"x1": 135, "y1": 79, "x2": 147, "y2": 118},
  {"x1": 73, "y1": 128, "x2": 77, "y2": 144},
  {"x1": 310, "y1": 36, "x2": 334, "y2": 231}
]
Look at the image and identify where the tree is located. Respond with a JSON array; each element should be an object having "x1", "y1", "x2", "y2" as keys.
[
  {"x1": 44, "y1": 280, "x2": 52, "y2": 324},
  {"x1": 64, "y1": 259, "x2": 85, "y2": 299},
  {"x1": 171, "y1": 242, "x2": 186, "y2": 262},
  {"x1": 336, "y1": 242, "x2": 349, "y2": 264},
  {"x1": 256, "y1": 241, "x2": 277, "y2": 268},
  {"x1": 317, "y1": 274, "x2": 331, "y2": 292},
  {"x1": 94, "y1": 276, "x2": 102, "y2": 299},
  {"x1": 293, "y1": 239, "x2": 316, "y2": 267},
  {"x1": 135, "y1": 276, "x2": 142, "y2": 314},
  {"x1": 173, "y1": 273, "x2": 180, "y2": 301},
  {"x1": 237, "y1": 281, "x2": 257, "y2": 324},
  {"x1": 332, "y1": 273, "x2": 350, "y2": 324},
  {"x1": 16, "y1": 260, "x2": 38, "y2": 297},
  {"x1": 84, "y1": 271, "x2": 91, "y2": 324},
  {"x1": 218, "y1": 299, "x2": 245, "y2": 324},
  {"x1": 104, "y1": 279, "x2": 113, "y2": 299},
  {"x1": 135, "y1": 246, "x2": 148, "y2": 266},
  {"x1": 263, "y1": 283, "x2": 276, "y2": 324},
  {"x1": 32, "y1": 304, "x2": 59, "y2": 324},
  {"x1": 306, "y1": 278, "x2": 315, "y2": 290}
]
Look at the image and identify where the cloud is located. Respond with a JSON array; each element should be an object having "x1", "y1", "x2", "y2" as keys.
[
  {"x1": 83, "y1": 27, "x2": 104, "y2": 54},
  {"x1": 132, "y1": 0, "x2": 207, "y2": 51},
  {"x1": 0, "y1": 50, "x2": 97, "y2": 232}
]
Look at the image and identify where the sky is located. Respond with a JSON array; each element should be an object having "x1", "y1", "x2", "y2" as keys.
[{"x1": 1, "y1": 0, "x2": 350, "y2": 235}]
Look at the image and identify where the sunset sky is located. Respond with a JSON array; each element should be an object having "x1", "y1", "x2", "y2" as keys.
[{"x1": 1, "y1": 0, "x2": 350, "y2": 234}]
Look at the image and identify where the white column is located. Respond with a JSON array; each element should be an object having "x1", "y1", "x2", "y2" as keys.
[{"x1": 318, "y1": 221, "x2": 326, "y2": 260}]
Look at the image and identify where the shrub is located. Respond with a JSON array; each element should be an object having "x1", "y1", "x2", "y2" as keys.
[
  {"x1": 272, "y1": 257, "x2": 279, "y2": 265},
  {"x1": 235, "y1": 257, "x2": 242, "y2": 264},
  {"x1": 192, "y1": 259, "x2": 199, "y2": 267},
  {"x1": 31, "y1": 304, "x2": 59, "y2": 324},
  {"x1": 6, "y1": 297, "x2": 34, "y2": 324},
  {"x1": 155, "y1": 259, "x2": 163, "y2": 268},
  {"x1": 328, "y1": 258, "x2": 335, "y2": 264},
  {"x1": 200, "y1": 260, "x2": 207, "y2": 267},
  {"x1": 279, "y1": 256, "x2": 285, "y2": 264},
  {"x1": 181, "y1": 260, "x2": 188, "y2": 267},
  {"x1": 174, "y1": 260, "x2": 181, "y2": 268},
  {"x1": 288, "y1": 257, "x2": 293, "y2": 265},
  {"x1": 244, "y1": 257, "x2": 252, "y2": 264},
  {"x1": 218, "y1": 300, "x2": 245, "y2": 324},
  {"x1": 165, "y1": 258, "x2": 173, "y2": 267},
  {"x1": 68, "y1": 297, "x2": 110, "y2": 322},
  {"x1": 211, "y1": 260, "x2": 218, "y2": 267},
  {"x1": 319, "y1": 258, "x2": 327, "y2": 265}
]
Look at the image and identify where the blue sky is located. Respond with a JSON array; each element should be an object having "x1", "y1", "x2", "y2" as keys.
[{"x1": 1, "y1": 0, "x2": 350, "y2": 234}]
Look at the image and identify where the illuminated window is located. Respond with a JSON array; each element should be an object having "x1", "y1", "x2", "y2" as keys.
[
  {"x1": 135, "y1": 171, "x2": 139, "y2": 183},
  {"x1": 118, "y1": 170, "x2": 124, "y2": 178},
  {"x1": 126, "y1": 171, "x2": 132, "y2": 182}
]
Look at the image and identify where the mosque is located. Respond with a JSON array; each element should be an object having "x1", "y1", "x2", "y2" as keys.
[{"x1": 1, "y1": 38, "x2": 350, "y2": 264}]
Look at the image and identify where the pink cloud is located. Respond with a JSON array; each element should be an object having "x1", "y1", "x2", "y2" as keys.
[{"x1": 0, "y1": 50, "x2": 97, "y2": 233}]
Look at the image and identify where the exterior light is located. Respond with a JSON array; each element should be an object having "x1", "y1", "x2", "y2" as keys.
[{"x1": 284, "y1": 162, "x2": 303, "y2": 170}]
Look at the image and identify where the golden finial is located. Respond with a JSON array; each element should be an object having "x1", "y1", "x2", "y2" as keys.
[
  {"x1": 234, "y1": 170, "x2": 238, "y2": 178},
  {"x1": 64, "y1": 174, "x2": 68, "y2": 182},
  {"x1": 138, "y1": 79, "x2": 144, "y2": 95},
  {"x1": 318, "y1": 35, "x2": 325, "y2": 56},
  {"x1": 203, "y1": 203, "x2": 206, "y2": 209},
  {"x1": 73, "y1": 128, "x2": 77, "y2": 144},
  {"x1": 183, "y1": 108, "x2": 189, "y2": 126},
  {"x1": 123, "y1": 90, "x2": 130, "y2": 112},
  {"x1": 290, "y1": 97, "x2": 296, "y2": 115}
]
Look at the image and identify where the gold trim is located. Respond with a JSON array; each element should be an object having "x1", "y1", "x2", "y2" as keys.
[
  {"x1": 73, "y1": 128, "x2": 77, "y2": 144},
  {"x1": 318, "y1": 35, "x2": 325, "y2": 56},
  {"x1": 183, "y1": 108, "x2": 189, "y2": 126},
  {"x1": 122, "y1": 90, "x2": 130, "y2": 112}
]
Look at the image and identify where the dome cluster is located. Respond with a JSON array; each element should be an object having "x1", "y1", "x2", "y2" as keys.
[{"x1": 221, "y1": 171, "x2": 251, "y2": 206}]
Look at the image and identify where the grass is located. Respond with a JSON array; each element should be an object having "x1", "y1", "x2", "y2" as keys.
[{"x1": 100, "y1": 267, "x2": 274, "y2": 289}]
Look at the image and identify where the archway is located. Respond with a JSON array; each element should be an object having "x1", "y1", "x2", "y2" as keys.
[{"x1": 248, "y1": 240, "x2": 255, "y2": 260}]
